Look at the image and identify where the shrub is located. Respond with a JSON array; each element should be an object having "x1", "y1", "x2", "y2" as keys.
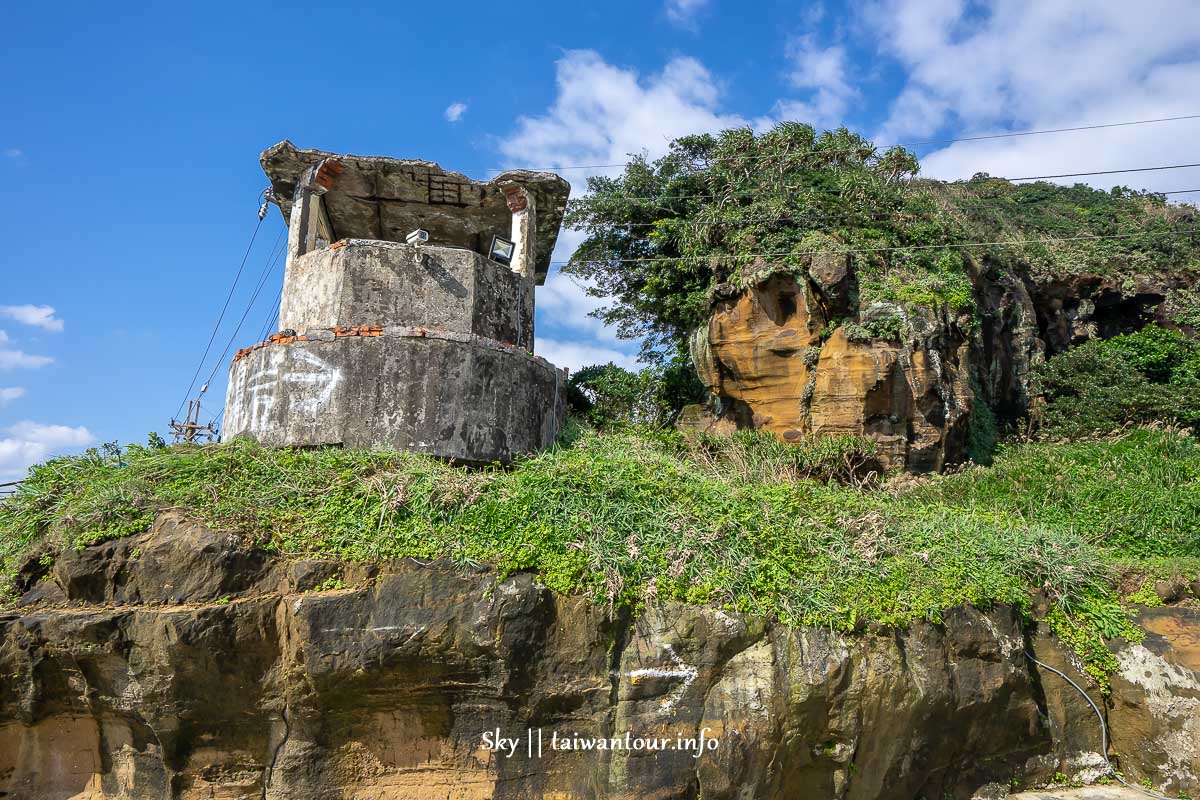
[
  {"x1": 1103, "y1": 324, "x2": 1195, "y2": 382},
  {"x1": 965, "y1": 380, "x2": 999, "y2": 465},
  {"x1": 567, "y1": 363, "x2": 671, "y2": 428},
  {"x1": 567, "y1": 356, "x2": 706, "y2": 429},
  {"x1": 842, "y1": 322, "x2": 872, "y2": 343},
  {"x1": 683, "y1": 428, "x2": 879, "y2": 485},
  {"x1": 862, "y1": 312, "x2": 905, "y2": 341},
  {"x1": 1165, "y1": 287, "x2": 1200, "y2": 330},
  {"x1": 1034, "y1": 325, "x2": 1200, "y2": 438}
]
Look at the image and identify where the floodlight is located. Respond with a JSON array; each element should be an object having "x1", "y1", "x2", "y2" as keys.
[{"x1": 489, "y1": 235, "x2": 515, "y2": 266}]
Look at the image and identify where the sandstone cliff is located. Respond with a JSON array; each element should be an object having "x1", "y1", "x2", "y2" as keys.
[
  {"x1": 686, "y1": 253, "x2": 1188, "y2": 472},
  {"x1": 2, "y1": 514, "x2": 1197, "y2": 799}
]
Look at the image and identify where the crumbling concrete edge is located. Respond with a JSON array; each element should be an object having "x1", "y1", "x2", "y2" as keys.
[
  {"x1": 325, "y1": 237, "x2": 474, "y2": 253},
  {"x1": 232, "y1": 325, "x2": 565, "y2": 377}
]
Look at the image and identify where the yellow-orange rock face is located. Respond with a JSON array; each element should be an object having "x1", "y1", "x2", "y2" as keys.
[
  {"x1": 809, "y1": 330, "x2": 972, "y2": 471},
  {"x1": 704, "y1": 274, "x2": 824, "y2": 442},
  {"x1": 693, "y1": 273, "x2": 973, "y2": 472}
]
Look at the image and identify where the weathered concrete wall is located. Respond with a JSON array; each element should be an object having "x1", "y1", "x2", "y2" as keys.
[
  {"x1": 224, "y1": 328, "x2": 565, "y2": 464},
  {"x1": 279, "y1": 241, "x2": 535, "y2": 348}
]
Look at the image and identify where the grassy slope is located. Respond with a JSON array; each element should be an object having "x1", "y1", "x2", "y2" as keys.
[{"x1": 2, "y1": 427, "x2": 1198, "y2": 683}]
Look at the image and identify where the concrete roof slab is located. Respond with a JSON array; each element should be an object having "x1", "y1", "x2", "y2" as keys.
[{"x1": 260, "y1": 140, "x2": 570, "y2": 284}]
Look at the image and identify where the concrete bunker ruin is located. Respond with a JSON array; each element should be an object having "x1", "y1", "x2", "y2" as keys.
[{"x1": 223, "y1": 141, "x2": 570, "y2": 463}]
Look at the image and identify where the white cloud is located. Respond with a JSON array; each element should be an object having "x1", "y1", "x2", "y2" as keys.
[
  {"x1": 500, "y1": 50, "x2": 746, "y2": 176},
  {"x1": 500, "y1": 51, "x2": 748, "y2": 367},
  {"x1": 4, "y1": 421, "x2": 93, "y2": 445},
  {"x1": 771, "y1": 34, "x2": 856, "y2": 129},
  {"x1": 444, "y1": 101, "x2": 468, "y2": 123},
  {"x1": 537, "y1": 271, "x2": 623, "y2": 345},
  {"x1": 869, "y1": 0, "x2": 1200, "y2": 191},
  {"x1": 0, "y1": 387, "x2": 24, "y2": 404},
  {"x1": 535, "y1": 338, "x2": 640, "y2": 374},
  {"x1": 0, "y1": 326, "x2": 54, "y2": 370},
  {"x1": 0, "y1": 349, "x2": 53, "y2": 370},
  {"x1": 0, "y1": 421, "x2": 95, "y2": 481},
  {"x1": 0, "y1": 304, "x2": 64, "y2": 332},
  {"x1": 2, "y1": 148, "x2": 21, "y2": 159},
  {"x1": 665, "y1": 0, "x2": 710, "y2": 29}
]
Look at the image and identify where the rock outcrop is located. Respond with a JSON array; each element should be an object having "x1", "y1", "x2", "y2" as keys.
[
  {"x1": 2, "y1": 515, "x2": 1198, "y2": 799},
  {"x1": 687, "y1": 255, "x2": 1185, "y2": 472},
  {"x1": 689, "y1": 265, "x2": 976, "y2": 472},
  {"x1": 1010, "y1": 791, "x2": 1168, "y2": 800}
]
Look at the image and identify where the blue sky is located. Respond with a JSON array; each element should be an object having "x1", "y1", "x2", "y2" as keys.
[{"x1": 3, "y1": 0, "x2": 1200, "y2": 478}]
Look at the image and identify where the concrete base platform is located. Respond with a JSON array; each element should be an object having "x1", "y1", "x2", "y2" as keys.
[{"x1": 224, "y1": 327, "x2": 566, "y2": 464}]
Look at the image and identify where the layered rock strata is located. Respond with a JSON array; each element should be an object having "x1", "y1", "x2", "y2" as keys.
[
  {"x1": 687, "y1": 254, "x2": 1182, "y2": 472},
  {"x1": 2, "y1": 515, "x2": 1197, "y2": 799}
]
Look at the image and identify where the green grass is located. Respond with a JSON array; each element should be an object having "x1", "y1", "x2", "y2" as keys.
[{"x1": 2, "y1": 426, "x2": 1197, "y2": 685}]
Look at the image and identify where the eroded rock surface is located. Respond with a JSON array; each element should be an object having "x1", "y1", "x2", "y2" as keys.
[
  {"x1": 687, "y1": 257, "x2": 1183, "y2": 472},
  {"x1": 1007, "y1": 790, "x2": 1157, "y2": 800},
  {"x1": 1108, "y1": 607, "x2": 1200, "y2": 792},
  {"x1": 692, "y1": 271, "x2": 974, "y2": 471},
  {"x1": 1, "y1": 515, "x2": 1197, "y2": 799}
]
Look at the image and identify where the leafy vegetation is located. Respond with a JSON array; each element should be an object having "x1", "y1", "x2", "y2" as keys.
[
  {"x1": 566, "y1": 361, "x2": 704, "y2": 428},
  {"x1": 965, "y1": 378, "x2": 1000, "y2": 465},
  {"x1": 3, "y1": 427, "x2": 1197, "y2": 684},
  {"x1": 1165, "y1": 287, "x2": 1200, "y2": 330},
  {"x1": 1035, "y1": 325, "x2": 1200, "y2": 438},
  {"x1": 563, "y1": 123, "x2": 1199, "y2": 366}
]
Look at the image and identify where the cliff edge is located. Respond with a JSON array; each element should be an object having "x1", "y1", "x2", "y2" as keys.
[{"x1": 2, "y1": 513, "x2": 1197, "y2": 799}]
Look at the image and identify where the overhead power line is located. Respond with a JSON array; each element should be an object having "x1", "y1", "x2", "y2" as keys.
[
  {"x1": 550, "y1": 226, "x2": 1198, "y2": 266},
  {"x1": 254, "y1": 296, "x2": 283, "y2": 344},
  {"x1": 562, "y1": 164, "x2": 1200, "y2": 206},
  {"x1": 214, "y1": 280, "x2": 286, "y2": 431},
  {"x1": 1005, "y1": 162, "x2": 1200, "y2": 182},
  {"x1": 173, "y1": 215, "x2": 265, "y2": 420},
  {"x1": 200, "y1": 233, "x2": 288, "y2": 391},
  {"x1": 905, "y1": 113, "x2": 1200, "y2": 147},
  {"x1": 479, "y1": 112, "x2": 1200, "y2": 173},
  {"x1": 587, "y1": 188, "x2": 1200, "y2": 230}
]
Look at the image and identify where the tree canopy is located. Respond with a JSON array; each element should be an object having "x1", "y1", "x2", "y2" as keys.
[{"x1": 562, "y1": 122, "x2": 1198, "y2": 363}]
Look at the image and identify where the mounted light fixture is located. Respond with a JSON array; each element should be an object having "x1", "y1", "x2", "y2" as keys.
[{"x1": 489, "y1": 235, "x2": 515, "y2": 266}]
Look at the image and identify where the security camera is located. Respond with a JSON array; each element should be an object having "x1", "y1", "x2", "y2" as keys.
[{"x1": 406, "y1": 229, "x2": 430, "y2": 245}]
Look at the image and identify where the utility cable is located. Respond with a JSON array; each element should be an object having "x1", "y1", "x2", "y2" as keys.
[
  {"x1": 557, "y1": 165, "x2": 1200, "y2": 206},
  {"x1": 200, "y1": 231, "x2": 287, "y2": 392},
  {"x1": 550, "y1": 226, "x2": 1198, "y2": 266},
  {"x1": 1025, "y1": 652, "x2": 1179, "y2": 800},
  {"x1": 254, "y1": 296, "x2": 283, "y2": 344},
  {"x1": 1005, "y1": 162, "x2": 1200, "y2": 182},
  {"x1": 173, "y1": 214, "x2": 265, "y2": 420},
  {"x1": 216, "y1": 287, "x2": 280, "y2": 434},
  {"x1": 477, "y1": 113, "x2": 1200, "y2": 173}
]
